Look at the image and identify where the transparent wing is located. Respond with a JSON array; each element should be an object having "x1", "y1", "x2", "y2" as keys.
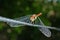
[
  {"x1": 7, "y1": 15, "x2": 32, "y2": 27},
  {"x1": 7, "y1": 14, "x2": 51, "y2": 37},
  {"x1": 35, "y1": 17, "x2": 51, "y2": 37}
]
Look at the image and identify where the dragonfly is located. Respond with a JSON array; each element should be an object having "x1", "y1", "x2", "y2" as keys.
[
  {"x1": 0, "y1": 13, "x2": 60, "y2": 37},
  {"x1": 7, "y1": 13, "x2": 51, "y2": 37}
]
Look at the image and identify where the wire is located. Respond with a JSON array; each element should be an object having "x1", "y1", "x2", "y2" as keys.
[{"x1": 0, "y1": 16, "x2": 60, "y2": 31}]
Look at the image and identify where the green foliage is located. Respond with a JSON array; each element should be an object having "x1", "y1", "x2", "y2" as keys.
[
  {"x1": 0, "y1": 22, "x2": 4, "y2": 30},
  {"x1": 0, "y1": 0, "x2": 60, "y2": 40}
]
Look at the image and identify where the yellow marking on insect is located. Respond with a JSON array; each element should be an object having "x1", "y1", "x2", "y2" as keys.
[{"x1": 30, "y1": 13, "x2": 42, "y2": 22}]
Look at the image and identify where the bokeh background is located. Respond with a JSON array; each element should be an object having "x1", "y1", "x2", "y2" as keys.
[{"x1": 0, "y1": 0, "x2": 60, "y2": 40}]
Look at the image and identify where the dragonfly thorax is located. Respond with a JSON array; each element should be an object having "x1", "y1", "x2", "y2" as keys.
[{"x1": 30, "y1": 14, "x2": 37, "y2": 22}]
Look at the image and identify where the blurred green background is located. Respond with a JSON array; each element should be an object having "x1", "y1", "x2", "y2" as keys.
[{"x1": 0, "y1": 0, "x2": 60, "y2": 40}]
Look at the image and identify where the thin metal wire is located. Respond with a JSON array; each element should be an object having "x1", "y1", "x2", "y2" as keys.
[{"x1": 0, "y1": 16, "x2": 60, "y2": 31}]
